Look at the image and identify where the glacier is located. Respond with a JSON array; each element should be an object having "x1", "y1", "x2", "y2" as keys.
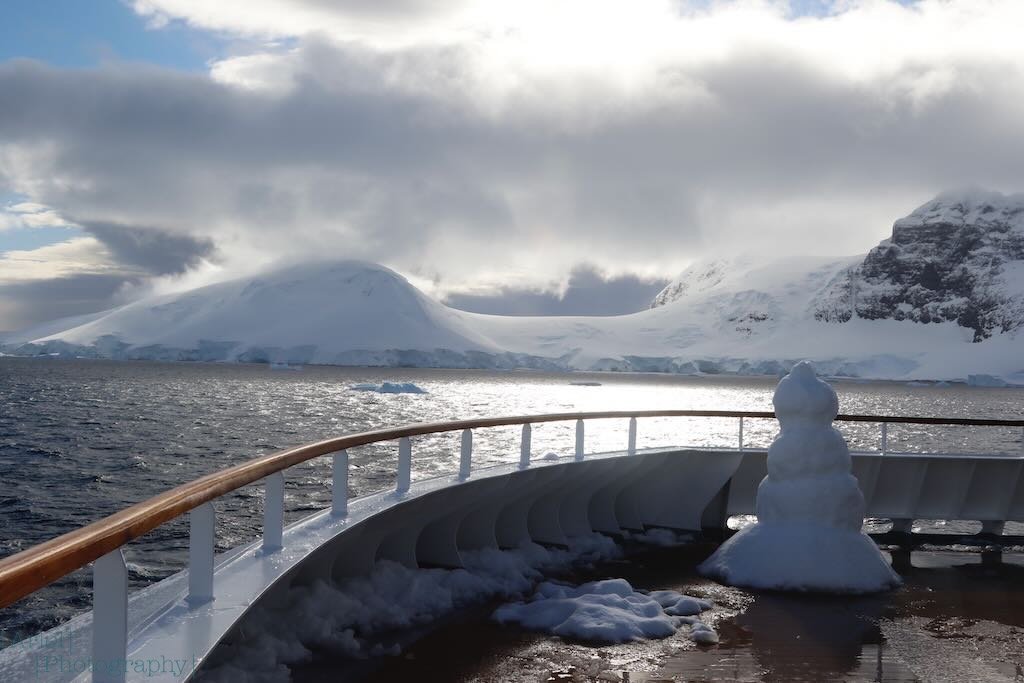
[{"x1": 5, "y1": 191, "x2": 1024, "y2": 383}]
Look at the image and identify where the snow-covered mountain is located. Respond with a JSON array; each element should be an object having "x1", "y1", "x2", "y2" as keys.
[
  {"x1": 12, "y1": 262, "x2": 503, "y2": 366},
  {"x1": 7, "y1": 191, "x2": 1024, "y2": 382},
  {"x1": 813, "y1": 190, "x2": 1024, "y2": 341}
]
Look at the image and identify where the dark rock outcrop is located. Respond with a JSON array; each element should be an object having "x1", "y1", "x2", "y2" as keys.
[{"x1": 814, "y1": 190, "x2": 1024, "y2": 341}]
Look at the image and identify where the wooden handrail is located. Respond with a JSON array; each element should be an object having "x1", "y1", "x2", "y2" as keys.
[{"x1": 1, "y1": 409, "x2": 1022, "y2": 609}]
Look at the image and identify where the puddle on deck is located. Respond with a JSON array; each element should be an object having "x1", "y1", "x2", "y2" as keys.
[{"x1": 300, "y1": 542, "x2": 1024, "y2": 683}]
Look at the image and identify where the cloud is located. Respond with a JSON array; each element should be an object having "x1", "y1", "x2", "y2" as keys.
[
  {"x1": 0, "y1": 200, "x2": 72, "y2": 231},
  {"x1": 0, "y1": 237, "x2": 121, "y2": 281},
  {"x1": 2, "y1": 0, "x2": 1024, "y2": 325},
  {"x1": 445, "y1": 264, "x2": 670, "y2": 316},
  {"x1": 0, "y1": 237, "x2": 143, "y2": 329},
  {"x1": 80, "y1": 220, "x2": 215, "y2": 275},
  {"x1": 0, "y1": 272, "x2": 137, "y2": 332}
]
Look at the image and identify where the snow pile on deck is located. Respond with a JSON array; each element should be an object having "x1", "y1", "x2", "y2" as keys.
[
  {"x1": 349, "y1": 381, "x2": 427, "y2": 394},
  {"x1": 493, "y1": 578, "x2": 717, "y2": 645},
  {"x1": 699, "y1": 361, "x2": 901, "y2": 593},
  {"x1": 197, "y1": 534, "x2": 620, "y2": 681},
  {"x1": 623, "y1": 527, "x2": 694, "y2": 547}
]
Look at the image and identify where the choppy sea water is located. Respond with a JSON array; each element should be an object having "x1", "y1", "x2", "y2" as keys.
[{"x1": 1, "y1": 357, "x2": 1023, "y2": 645}]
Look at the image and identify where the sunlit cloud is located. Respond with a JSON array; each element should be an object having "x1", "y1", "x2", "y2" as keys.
[
  {"x1": 0, "y1": 237, "x2": 121, "y2": 281},
  {"x1": 0, "y1": 200, "x2": 74, "y2": 231},
  {"x1": 1, "y1": 0, "x2": 1023, "y2": 326}
]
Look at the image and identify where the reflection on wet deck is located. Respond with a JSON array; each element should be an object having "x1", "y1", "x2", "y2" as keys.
[
  {"x1": 640, "y1": 551, "x2": 1024, "y2": 682},
  {"x1": 637, "y1": 596, "x2": 918, "y2": 682},
  {"x1": 342, "y1": 546, "x2": 1024, "y2": 683}
]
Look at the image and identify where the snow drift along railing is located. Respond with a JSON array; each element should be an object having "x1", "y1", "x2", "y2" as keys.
[{"x1": 1, "y1": 409, "x2": 1023, "y2": 674}]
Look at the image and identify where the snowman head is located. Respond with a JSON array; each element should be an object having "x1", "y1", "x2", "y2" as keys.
[{"x1": 772, "y1": 361, "x2": 839, "y2": 425}]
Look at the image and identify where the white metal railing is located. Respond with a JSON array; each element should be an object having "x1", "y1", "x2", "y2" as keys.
[{"x1": 3, "y1": 410, "x2": 1024, "y2": 682}]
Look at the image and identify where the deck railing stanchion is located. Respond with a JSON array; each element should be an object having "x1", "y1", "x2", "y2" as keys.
[
  {"x1": 332, "y1": 449, "x2": 348, "y2": 517},
  {"x1": 738, "y1": 416, "x2": 745, "y2": 453},
  {"x1": 263, "y1": 472, "x2": 284, "y2": 551},
  {"x1": 92, "y1": 548, "x2": 128, "y2": 683},
  {"x1": 397, "y1": 437, "x2": 412, "y2": 493},
  {"x1": 520, "y1": 423, "x2": 532, "y2": 469},
  {"x1": 459, "y1": 429, "x2": 473, "y2": 481},
  {"x1": 7, "y1": 409, "x2": 1024, "y2": 626},
  {"x1": 627, "y1": 417, "x2": 637, "y2": 456},
  {"x1": 575, "y1": 419, "x2": 585, "y2": 461},
  {"x1": 188, "y1": 502, "x2": 215, "y2": 604}
]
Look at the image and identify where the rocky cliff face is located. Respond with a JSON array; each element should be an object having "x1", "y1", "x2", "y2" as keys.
[{"x1": 814, "y1": 190, "x2": 1024, "y2": 341}]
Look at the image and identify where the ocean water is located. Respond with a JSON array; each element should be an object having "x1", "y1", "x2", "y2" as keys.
[{"x1": 1, "y1": 357, "x2": 1023, "y2": 644}]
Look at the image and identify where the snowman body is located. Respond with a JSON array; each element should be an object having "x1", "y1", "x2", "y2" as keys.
[{"x1": 699, "y1": 362, "x2": 900, "y2": 593}]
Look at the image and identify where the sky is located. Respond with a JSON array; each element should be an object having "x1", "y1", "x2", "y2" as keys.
[{"x1": 2, "y1": 0, "x2": 1023, "y2": 329}]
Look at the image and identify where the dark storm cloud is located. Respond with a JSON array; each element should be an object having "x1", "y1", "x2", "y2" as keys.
[
  {"x1": 3, "y1": 48, "x2": 1022, "y2": 268},
  {"x1": 0, "y1": 272, "x2": 140, "y2": 332},
  {"x1": 80, "y1": 221, "x2": 214, "y2": 275},
  {"x1": 445, "y1": 265, "x2": 669, "y2": 316}
]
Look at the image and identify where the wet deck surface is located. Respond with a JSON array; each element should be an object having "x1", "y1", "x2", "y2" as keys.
[{"x1": 298, "y1": 541, "x2": 1024, "y2": 682}]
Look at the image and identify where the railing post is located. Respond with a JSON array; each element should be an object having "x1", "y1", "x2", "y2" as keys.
[
  {"x1": 263, "y1": 472, "x2": 284, "y2": 552},
  {"x1": 397, "y1": 437, "x2": 412, "y2": 493},
  {"x1": 520, "y1": 423, "x2": 532, "y2": 469},
  {"x1": 93, "y1": 549, "x2": 128, "y2": 683},
  {"x1": 880, "y1": 422, "x2": 889, "y2": 455},
  {"x1": 459, "y1": 429, "x2": 473, "y2": 481},
  {"x1": 627, "y1": 417, "x2": 637, "y2": 456},
  {"x1": 738, "y1": 416, "x2": 745, "y2": 453},
  {"x1": 188, "y1": 502, "x2": 215, "y2": 604},
  {"x1": 332, "y1": 449, "x2": 348, "y2": 517},
  {"x1": 575, "y1": 419, "x2": 585, "y2": 461}
]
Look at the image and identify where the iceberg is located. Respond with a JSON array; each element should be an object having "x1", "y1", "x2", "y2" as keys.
[{"x1": 350, "y1": 382, "x2": 427, "y2": 394}]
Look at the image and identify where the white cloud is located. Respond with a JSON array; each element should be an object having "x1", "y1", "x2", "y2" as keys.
[
  {"x1": 0, "y1": 237, "x2": 121, "y2": 282},
  {"x1": 0, "y1": 200, "x2": 74, "y2": 230},
  {"x1": 2, "y1": 0, "x2": 1024, "y2": 324}
]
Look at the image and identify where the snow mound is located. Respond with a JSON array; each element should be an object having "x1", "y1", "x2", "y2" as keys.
[
  {"x1": 493, "y1": 579, "x2": 716, "y2": 645},
  {"x1": 350, "y1": 382, "x2": 427, "y2": 394},
  {"x1": 699, "y1": 361, "x2": 901, "y2": 594},
  {"x1": 623, "y1": 527, "x2": 695, "y2": 547},
  {"x1": 199, "y1": 534, "x2": 622, "y2": 681}
]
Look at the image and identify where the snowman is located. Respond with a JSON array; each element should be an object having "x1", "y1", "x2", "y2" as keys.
[{"x1": 699, "y1": 361, "x2": 900, "y2": 593}]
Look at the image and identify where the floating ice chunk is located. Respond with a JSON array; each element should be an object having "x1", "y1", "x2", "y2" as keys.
[
  {"x1": 349, "y1": 382, "x2": 427, "y2": 394},
  {"x1": 493, "y1": 578, "x2": 714, "y2": 645},
  {"x1": 379, "y1": 382, "x2": 427, "y2": 393},
  {"x1": 967, "y1": 373, "x2": 1009, "y2": 387}
]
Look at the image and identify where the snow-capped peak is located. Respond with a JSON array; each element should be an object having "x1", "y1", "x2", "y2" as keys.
[{"x1": 892, "y1": 188, "x2": 1024, "y2": 244}]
